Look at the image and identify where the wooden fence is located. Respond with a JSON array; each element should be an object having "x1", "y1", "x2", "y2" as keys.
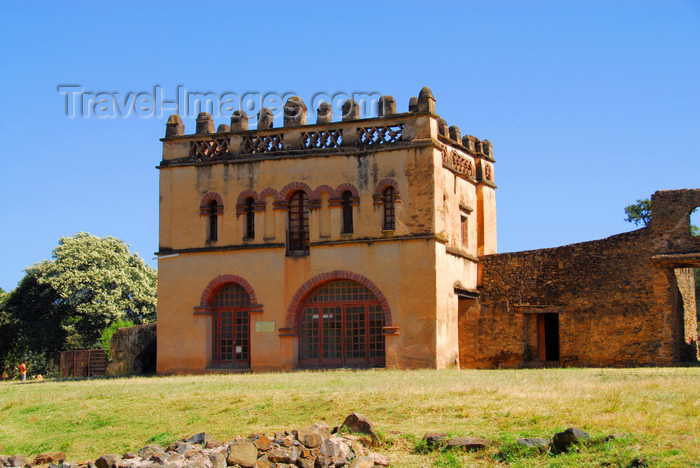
[{"x1": 59, "y1": 349, "x2": 107, "y2": 378}]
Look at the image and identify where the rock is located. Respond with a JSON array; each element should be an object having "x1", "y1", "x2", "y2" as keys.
[
  {"x1": 297, "y1": 429, "x2": 323, "y2": 448},
  {"x1": 8, "y1": 456, "x2": 26, "y2": 467},
  {"x1": 349, "y1": 441, "x2": 367, "y2": 458},
  {"x1": 121, "y1": 452, "x2": 136, "y2": 460},
  {"x1": 336, "y1": 440, "x2": 352, "y2": 460},
  {"x1": 0, "y1": 455, "x2": 8, "y2": 466},
  {"x1": 150, "y1": 452, "x2": 170, "y2": 464},
  {"x1": 206, "y1": 439, "x2": 223, "y2": 449},
  {"x1": 319, "y1": 439, "x2": 339, "y2": 459},
  {"x1": 209, "y1": 451, "x2": 226, "y2": 468},
  {"x1": 314, "y1": 454, "x2": 331, "y2": 467},
  {"x1": 516, "y1": 437, "x2": 549, "y2": 450},
  {"x1": 348, "y1": 456, "x2": 374, "y2": 468},
  {"x1": 445, "y1": 437, "x2": 490, "y2": 451},
  {"x1": 422, "y1": 433, "x2": 447, "y2": 449},
  {"x1": 552, "y1": 428, "x2": 590, "y2": 452},
  {"x1": 136, "y1": 445, "x2": 164, "y2": 460},
  {"x1": 296, "y1": 458, "x2": 315, "y2": 468},
  {"x1": 254, "y1": 457, "x2": 276, "y2": 468},
  {"x1": 339, "y1": 413, "x2": 380, "y2": 443},
  {"x1": 306, "y1": 422, "x2": 331, "y2": 439},
  {"x1": 187, "y1": 432, "x2": 210, "y2": 446},
  {"x1": 94, "y1": 454, "x2": 120, "y2": 468},
  {"x1": 33, "y1": 452, "x2": 66, "y2": 465},
  {"x1": 227, "y1": 439, "x2": 258, "y2": 468},
  {"x1": 370, "y1": 452, "x2": 390, "y2": 466},
  {"x1": 267, "y1": 447, "x2": 298, "y2": 464}
]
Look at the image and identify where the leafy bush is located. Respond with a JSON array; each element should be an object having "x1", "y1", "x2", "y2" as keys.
[{"x1": 99, "y1": 319, "x2": 135, "y2": 359}]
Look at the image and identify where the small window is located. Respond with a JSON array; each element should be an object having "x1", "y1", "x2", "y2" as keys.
[
  {"x1": 460, "y1": 215, "x2": 468, "y2": 246},
  {"x1": 207, "y1": 200, "x2": 218, "y2": 241},
  {"x1": 382, "y1": 187, "x2": 395, "y2": 231},
  {"x1": 691, "y1": 207, "x2": 699, "y2": 237},
  {"x1": 245, "y1": 197, "x2": 255, "y2": 240},
  {"x1": 342, "y1": 191, "x2": 354, "y2": 234},
  {"x1": 287, "y1": 191, "x2": 309, "y2": 256}
]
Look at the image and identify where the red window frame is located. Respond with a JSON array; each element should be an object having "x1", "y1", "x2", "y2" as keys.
[{"x1": 299, "y1": 280, "x2": 385, "y2": 368}]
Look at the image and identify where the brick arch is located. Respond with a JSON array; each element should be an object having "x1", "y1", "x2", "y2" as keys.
[
  {"x1": 259, "y1": 187, "x2": 279, "y2": 200},
  {"x1": 236, "y1": 189, "x2": 259, "y2": 206},
  {"x1": 195, "y1": 274, "x2": 262, "y2": 314},
  {"x1": 335, "y1": 183, "x2": 359, "y2": 199},
  {"x1": 279, "y1": 182, "x2": 316, "y2": 202},
  {"x1": 236, "y1": 189, "x2": 260, "y2": 214},
  {"x1": 200, "y1": 192, "x2": 224, "y2": 214},
  {"x1": 285, "y1": 270, "x2": 392, "y2": 329},
  {"x1": 373, "y1": 179, "x2": 401, "y2": 199},
  {"x1": 373, "y1": 179, "x2": 402, "y2": 205},
  {"x1": 314, "y1": 184, "x2": 336, "y2": 199},
  {"x1": 336, "y1": 183, "x2": 360, "y2": 206}
]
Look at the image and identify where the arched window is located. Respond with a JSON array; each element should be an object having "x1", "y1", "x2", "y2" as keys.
[
  {"x1": 691, "y1": 207, "x2": 699, "y2": 237},
  {"x1": 207, "y1": 199, "x2": 218, "y2": 241},
  {"x1": 382, "y1": 187, "x2": 395, "y2": 231},
  {"x1": 287, "y1": 190, "x2": 309, "y2": 256},
  {"x1": 342, "y1": 191, "x2": 354, "y2": 234},
  {"x1": 299, "y1": 280, "x2": 385, "y2": 368},
  {"x1": 212, "y1": 283, "x2": 250, "y2": 368},
  {"x1": 245, "y1": 197, "x2": 255, "y2": 240}
]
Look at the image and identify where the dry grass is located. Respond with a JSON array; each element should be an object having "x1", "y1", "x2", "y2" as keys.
[{"x1": 0, "y1": 367, "x2": 698, "y2": 466}]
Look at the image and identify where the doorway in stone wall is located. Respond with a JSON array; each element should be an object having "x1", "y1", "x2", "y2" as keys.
[
  {"x1": 537, "y1": 313, "x2": 560, "y2": 362},
  {"x1": 298, "y1": 280, "x2": 385, "y2": 368},
  {"x1": 212, "y1": 283, "x2": 251, "y2": 369}
]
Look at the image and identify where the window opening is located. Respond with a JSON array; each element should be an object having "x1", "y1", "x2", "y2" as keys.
[
  {"x1": 287, "y1": 190, "x2": 310, "y2": 255},
  {"x1": 207, "y1": 200, "x2": 218, "y2": 241},
  {"x1": 245, "y1": 197, "x2": 255, "y2": 239},
  {"x1": 382, "y1": 187, "x2": 395, "y2": 231},
  {"x1": 342, "y1": 191, "x2": 354, "y2": 234}
]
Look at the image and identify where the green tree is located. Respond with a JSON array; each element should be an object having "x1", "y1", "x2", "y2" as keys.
[
  {"x1": 0, "y1": 233, "x2": 157, "y2": 371},
  {"x1": 624, "y1": 198, "x2": 652, "y2": 227}
]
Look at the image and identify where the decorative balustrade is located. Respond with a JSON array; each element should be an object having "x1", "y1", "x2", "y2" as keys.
[
  {"x1": 356, "y1": 124, "x2": 404, "y2": 145},
  {"x1": 189, "y1": 138, "x2": 230, "y2": 159},
  {"x1": 302, "y1": 129, "x2": 343, "y2": 149},
  {"x1": 164, "y1": 87, "x2": 492, "y2": 170},
  {"x1": 241, "y1": 133, "x2": 284, "y2": 154},
  {"x1": 442, "y1": 147, "x2": 475, "y2": 178}
]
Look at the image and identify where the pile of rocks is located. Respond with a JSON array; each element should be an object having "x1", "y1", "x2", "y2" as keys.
[
  {"x1": 0, "y1": 413, "x2": 389, "y2": 468},
  {"x1": 420, "y1": 427, "x2": 592, "y2": 454}
]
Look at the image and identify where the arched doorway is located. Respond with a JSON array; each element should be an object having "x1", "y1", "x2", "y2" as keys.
[
  {"x1": 299, "y1": 280, "x2": 385, "y2": 368},
  {"x1": 212, "y1": 283, "x2": 251, "y2": 368}
]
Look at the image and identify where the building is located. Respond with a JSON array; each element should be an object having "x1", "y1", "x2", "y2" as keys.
[
  {"x1": 156, "y1": 87, "x2": 698, "y2": 373},
  {"x1": 156, "y1": 88, "x2": 496, "y2": 372}
]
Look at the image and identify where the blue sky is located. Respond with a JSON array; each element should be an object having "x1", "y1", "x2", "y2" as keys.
[{"x1": 1, "y1": 1, "x2": 699, "y2": 291}]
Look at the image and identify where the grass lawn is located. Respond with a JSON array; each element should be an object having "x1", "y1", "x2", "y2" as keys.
[{"x1": 0, "y1": 367, "x2": 698, "y2": 467}]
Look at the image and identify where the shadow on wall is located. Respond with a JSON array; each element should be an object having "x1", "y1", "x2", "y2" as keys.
[{"x1": 105, "y1": 323, "x2": 157, "y2": 376}]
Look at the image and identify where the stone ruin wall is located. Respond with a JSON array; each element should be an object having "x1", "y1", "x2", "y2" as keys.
[
  {"x1": 460, "y1": 227, "x2": 698, "y2": 368},
  {"x1": 106, "y1": 323, "x2": 157, "y2": 376}
]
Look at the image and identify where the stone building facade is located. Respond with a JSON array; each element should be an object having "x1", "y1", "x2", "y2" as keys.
[
  {"x1": 156, "y1": 87, "x2": 698, "y2": 373},
  {"x1": 157, "y1": 88, "x2": 496, "y2": 372}
]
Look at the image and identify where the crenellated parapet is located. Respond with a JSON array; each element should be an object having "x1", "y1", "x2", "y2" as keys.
[{"x1": 160, "y1": 87, "x2": 495, "y2": 183}]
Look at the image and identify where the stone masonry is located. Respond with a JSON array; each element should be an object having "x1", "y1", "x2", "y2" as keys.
[{"x1": 460, "y1": 189, "x2": 700, "y2": 368}]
